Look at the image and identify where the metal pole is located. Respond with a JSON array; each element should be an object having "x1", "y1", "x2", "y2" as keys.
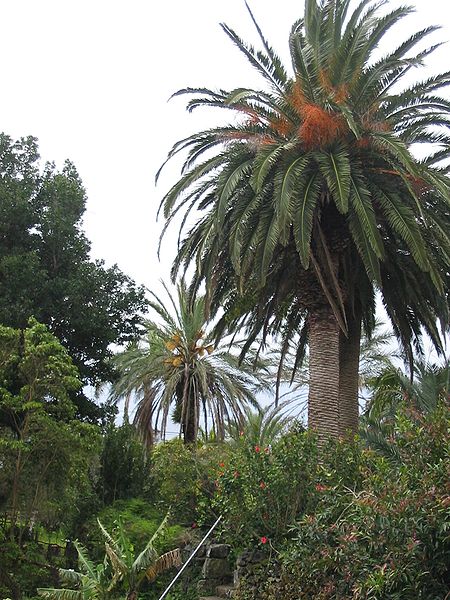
[{"x1": 157, "y1": 515, "x2": 222, "y2": 600}]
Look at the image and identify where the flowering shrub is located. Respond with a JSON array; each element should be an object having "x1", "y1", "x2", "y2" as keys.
[
  {"x1": 235, "y1": 406, "x2": 450, "y2": 600},
  {"x1": 211, "y1": 426, "x2": 321, "y2": 549}
]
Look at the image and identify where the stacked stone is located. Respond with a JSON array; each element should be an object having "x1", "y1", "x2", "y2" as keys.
[
  {"x1": 234, "y1": 549, "x2": 265, "y2": 586},
  {"x1": 196, "y1": 543, "x2": 232, "y2": 596}
]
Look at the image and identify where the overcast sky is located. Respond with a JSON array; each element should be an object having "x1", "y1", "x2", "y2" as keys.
[{"x1": 1, "y1": 0, "x2": 449, "y2": 298}]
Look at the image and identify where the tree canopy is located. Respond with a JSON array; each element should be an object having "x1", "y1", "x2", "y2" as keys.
[
  {"x1": 0, "y1": 133, "x2": 148, "y2": 419},
  {"x1": 159, "y1": 0, "x2": 450, "y2": 437}
]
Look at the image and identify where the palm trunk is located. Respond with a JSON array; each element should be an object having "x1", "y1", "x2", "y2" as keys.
[
  {"x1": 184, "y1": 395, "x2": 197, "y2": 444},
  {"x1": 339, "y1": 315, "x2": 361, "y2": 436},
  {"x1": 308, "y1": 310, "x2": 340, "y2": 440}
]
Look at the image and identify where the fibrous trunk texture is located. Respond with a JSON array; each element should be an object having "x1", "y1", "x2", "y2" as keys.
[
  {"x1": 339, "y1": 315, "x2": 361, "y2": 436},
  {"x1": 308, "y1": 309, "x2": 361, "y2": 442},
  {"x1": 308, "y1": 310, "x2": 340, "y2": 439}
]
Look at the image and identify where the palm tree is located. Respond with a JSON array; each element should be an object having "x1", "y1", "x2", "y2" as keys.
[
  {"x1": 365, "y1": 359, "x2": 450, "y2": 420},
  {"x1": 111, "y1": 281, "x2": 268, "y2": 444},
  {"x1": 226, "y1": 400, "x2": 298, "y2": 448},
  {"x1": 361, "y1": 359, "x2": 449, "y2": 462},
  {"x1": 159, "y1": 0, "x2": 450, "y2": 439},
  {"x1": 97, "y1": 516, "x2": 182, "y2": 600}
]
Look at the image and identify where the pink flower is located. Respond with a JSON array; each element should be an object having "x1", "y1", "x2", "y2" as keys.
[
  {"x1": 315, "y1": 483, "x2": 328, "y2": 492},
  {"x1": 264, "y1": 446, "x2": 270, "y2": 454},
  {"x1": 260, "y1": 536, "x2": 268, "y2": 544},
  {"x1": 191, "y1": 522, "x2": 197, "y2": 529},
  {"x1": 234, "y1": 471, "x2": 239, "y2": 478},
  {"x1": 239, "y1": 430, "x2": 244, "y2": 436},
  {"x1": 259, "y1": 481, "x2": 266, "y2": 489}
]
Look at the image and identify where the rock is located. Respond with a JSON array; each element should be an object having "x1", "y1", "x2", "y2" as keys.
[
  {"x1": 207, "y1": 544, "x2": 231, "y2": 558},
  {"x1": 202, "y1": 557, "x2": 232, "y2": 579},
  {"x1": 197, "y1": 579, "x2": 214, "y2": 595}
]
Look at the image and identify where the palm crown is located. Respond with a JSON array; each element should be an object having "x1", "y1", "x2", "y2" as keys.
[
  {"x1": 111, "y1": 282, "x2": 267, "y2": 444},
  {"x1": 159, "y1": 0, "x2": 450, "y2": 438}
]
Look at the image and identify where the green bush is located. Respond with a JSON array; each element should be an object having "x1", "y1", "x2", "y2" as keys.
[
  {"x1": 235, "y1": 406, "x2": 450, "y2": 600},
  {"x1": 98, "y1": 421, "x2": 150, "y2": 504},
  {"x1": 83, "y1": 498, "x2": 185, "y2": 561},
  {"x1": 211, "y1": 426, "x2": 320, "y2": 550},
  {"x1": 151, "y1": 438, "x2": 226, "y2": 524}
]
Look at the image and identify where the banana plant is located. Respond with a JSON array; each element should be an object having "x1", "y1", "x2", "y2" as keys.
[
  {"x1": 37, "y1": 541, "x2": 112, "y2": 599},
  {"x1": 38, "y1": 514, "x2": 182, "y2": 600}
]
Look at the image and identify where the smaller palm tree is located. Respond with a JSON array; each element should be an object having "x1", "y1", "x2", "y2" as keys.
[
  {"x1": 98, "y1": 515, "x2": 182, "y2": 600},
  {"x1": 361, "y1": 360, "x2": 449, "y2": 462},
  {"x1": 226, "y1": 400, "x2": 297, "y2": 448},
  {"x1": 111, "y1": 281, "x2": 269, "y2": 444},
  {"x1": 366, "y1": 360, "x2": 449, "y2": 419}
]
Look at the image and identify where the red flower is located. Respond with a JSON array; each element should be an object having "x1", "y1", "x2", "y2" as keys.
[
  {"x1": 264, "y1": 446, "x2": 270, "y2": 454},
  {"x1": 315, "y1": 483, "x2": 328, "y2": 492},
  {"x1": 260, "y1": 536, "x2": 268, "y2": 544},
  {"x1": 239, "y1": 430, "x2": 244, "y2": 436},
  {"x1": 219, "y1": 462, "x2": 225, "y2": 468},
  {"x1": 255, "y1": 445, "x2": 260, "y2": 453},
  {"x1": 191, "y1": 522, "x2": 197, "y2": 529},
  {"x1": 259, "y1": 481, "x2": 266, "y2": 489}
]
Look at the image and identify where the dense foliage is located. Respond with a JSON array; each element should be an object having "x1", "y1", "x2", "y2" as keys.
[
  {"x1": 0, "y1": 133, "x2": 148, "y2": 420},
  {"x1": 231, "y1": 407, "x2": 450, "y2": 600}
]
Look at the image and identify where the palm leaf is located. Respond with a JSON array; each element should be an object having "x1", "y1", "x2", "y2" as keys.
[
  {"x1": 145, "y1": 548, "x2": 183, "y2": 583},
  {"x1": 314, "y1": 148, "x2": 351, "y2": 213}
]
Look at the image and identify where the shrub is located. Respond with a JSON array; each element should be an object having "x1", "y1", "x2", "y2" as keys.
[
  {"x1": 235, "y1": 406, "x2": 450, "y2": 600},
  {"x1": 150, "y1": 438, "x2": 226, "y2": 524},
  {"x1": 211, "y1": 426, "x2": 320, "y2": 550}
]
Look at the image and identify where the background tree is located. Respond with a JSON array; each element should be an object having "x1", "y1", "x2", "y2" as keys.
[
  {"x1": 0, "y1": 319, "x2": 101, "y2": 537},
  {"x1": 159, "y1": 0, "x2": 450, "y2": 439},
  {"x1": 99, "y1": 421, "x2": 149, "y2": 505},
  {"x1": 111, "y1": 281, "x2": 269, "y2": 444},
  {"x1": 0, "y1": 133, "x2": 148, "y2": 421}
]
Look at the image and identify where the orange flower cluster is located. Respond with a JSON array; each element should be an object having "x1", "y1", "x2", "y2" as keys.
[{"x1": 299, "y1": 103, "x2": 345, "y2": 149}]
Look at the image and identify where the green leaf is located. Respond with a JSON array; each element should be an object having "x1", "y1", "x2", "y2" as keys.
[
  {"x1": 349, "y1": 177, "x2": 384, "y2": 259},
  {"x1": 293, "y1": 172, "x2": 321, "y2": 268},
  {"x1": 314, "y1": 148, "x2": 351, "y2": 213},
  {"x1": 274, "y1": 155, "x2": 311, "y2": 242}
]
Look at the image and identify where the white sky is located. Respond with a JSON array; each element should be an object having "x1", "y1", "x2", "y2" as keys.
[{"x1": 1, "y1": 0, "x2": 449, "y2": 299}]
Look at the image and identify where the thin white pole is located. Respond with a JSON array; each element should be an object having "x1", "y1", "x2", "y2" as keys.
[{"x1": 157, "y1": 515, "x2": 223, "y2": 600}]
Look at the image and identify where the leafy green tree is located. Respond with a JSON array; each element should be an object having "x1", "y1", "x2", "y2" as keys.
[
  {"x1": 0, "y1": 319, "x2": 101, "y2": 529},
  {"x1": 0, "y1": 133, "x2": 148, "y2": 420},
  {"x1": 111, "y1": 282, "x2": 268, "y2": 444},
  {"x1": 159, "y1": 0, "x2": 449, "y2": 439},
  {"x1": 99, "y1": 422, "x2": 149, "y2": 504}
]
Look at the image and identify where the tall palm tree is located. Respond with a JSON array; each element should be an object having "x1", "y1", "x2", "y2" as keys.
[
  {"x1": 111, "y1": 282, "x2": 268, "y2": 444},
  {"x1": 159, "y1": 0, "x2": 450, "y2": 439}
]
